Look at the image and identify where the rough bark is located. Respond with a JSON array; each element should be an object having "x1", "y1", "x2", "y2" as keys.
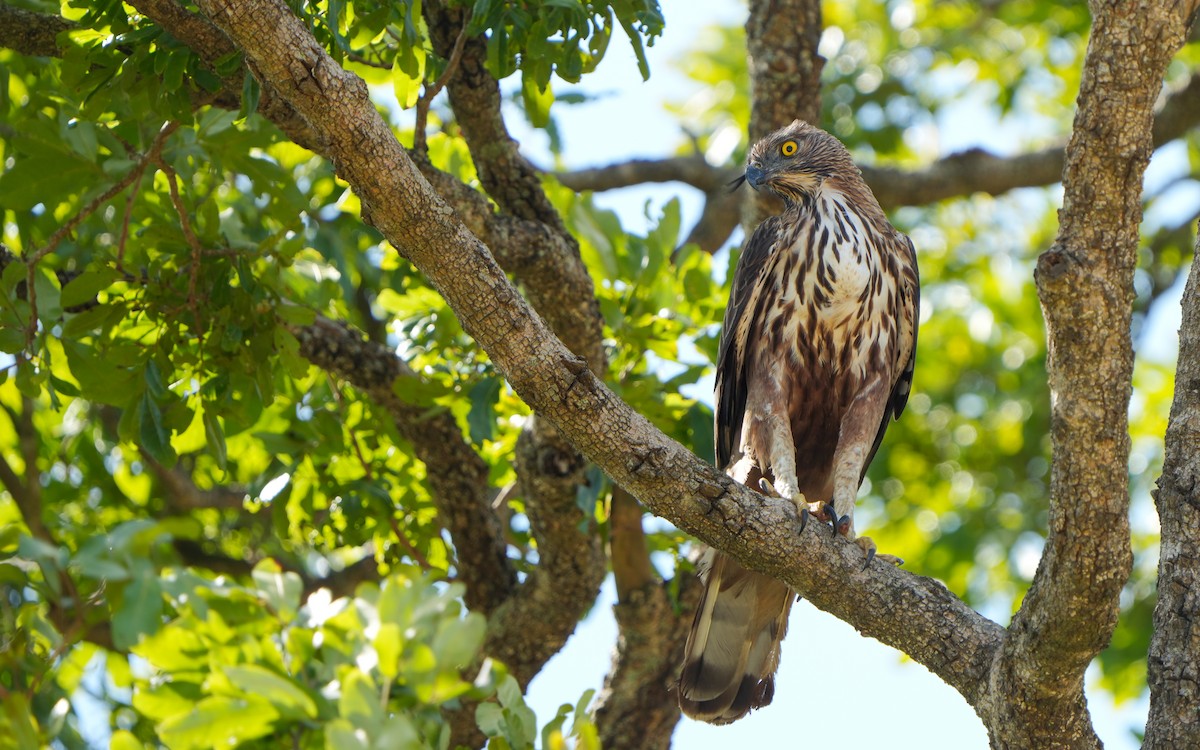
[
  {"x1": 0, "y1": 2, "x2": 72, "y2": 57},
  {"x1": 423, "y1": 0, "x2": 606, "y2": 375},
  {"x1": 743, "y1": 0, "x2": 823, "y2": 229},
  {"x1": 1145, "y1": 231, "x2": 1200, "y2": 749},
  {"x1": 986, "y1": 1, "x2": 1198, "y2": 747},
  {"x1": 193, "y1": 0, "x2": 1006, "y2": 724}
]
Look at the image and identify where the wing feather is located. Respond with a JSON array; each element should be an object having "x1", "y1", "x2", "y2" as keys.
[
  {"x1": 714, "y1": 217, "x2": 781, "y2": 470},
  {"x1": 861, "y1": 233, "x2": 920, "y2": 479}
]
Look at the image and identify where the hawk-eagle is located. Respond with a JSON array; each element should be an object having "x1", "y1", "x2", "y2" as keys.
[{"x1": 677, "y1": 120, "x2": 919, "y2": 724}]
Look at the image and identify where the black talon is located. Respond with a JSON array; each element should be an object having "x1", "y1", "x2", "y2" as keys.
[
  {"x1": 862, "y1": 546, "x2": 876, "y2": 571},
  {"x1": 836, "y1": 515, "x2": 852, "y2": 537},
  {"x1": 758, "y1": 478, "x2": 775, "y2": 497},
  {"x1": 823, "y1": 503, "x2": 837, "y2": 536},
  {"x1": 799, "y1": 507, "x2": 809, "y2": 534}
]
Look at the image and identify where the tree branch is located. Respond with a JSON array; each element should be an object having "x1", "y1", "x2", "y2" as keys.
[
  {"x1": 423, "y1": 0, "x2": 606, "y2": 376},
  {"x1": 989, "y1": 2, "x2": 1198, "y2": 747},
  {"x1": 142, "y1": 455, "x2": 247, "y2": 511},
  {"x1": 0, "y1": 3, "x2": 73, "y2": 57},
  {"x1": 1145, "y1": 226, "x2": 1200, "y2": 749},
  {"x1": 555, "y1": 66, "x2": 1200, "y2": 254},
  {"x1": 744, "y1": 0, "x2": 823, "y2": 228},
  {"x1": 193, "y1": 0, "x2": 1006, "y2": 722}
]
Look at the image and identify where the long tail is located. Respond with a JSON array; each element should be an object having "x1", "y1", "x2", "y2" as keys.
[{"x1": 677, "y1": 547, "x2": 793, "y2": 724}]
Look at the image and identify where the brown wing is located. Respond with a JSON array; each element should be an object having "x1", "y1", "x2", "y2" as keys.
[
  {"x1": 860, "y1": 233, "x2": 919, "y2": 481},
  {"x1": 714, "y1": 216, "x2": 782, "y2": 470}
]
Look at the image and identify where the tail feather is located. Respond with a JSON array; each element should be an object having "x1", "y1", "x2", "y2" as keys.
[{"x1": 677, "y1": 548, "x2": 793, "y2": 724}]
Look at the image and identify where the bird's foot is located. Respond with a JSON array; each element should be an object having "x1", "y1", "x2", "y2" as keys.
[
  {"x1": 853, "y1": 536, "x2": 904, "y2": 570},
  {"x1": 804, "y1": 501, "x2": 840, "y2": 536}
]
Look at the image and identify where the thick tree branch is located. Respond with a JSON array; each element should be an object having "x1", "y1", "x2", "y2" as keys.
[
  {"x1": 129, "y1": 3, "x2": 607, "y2": 732},
  {"x1": 990, "y1": 2, "x2": 1198, "y2": 747},
  {"x1": 194, "y1": 0, "x2": 1006, "y2": 727},
  {"x1": 1145, "y1": 229, "x2": 1200, "y2": 749},
  {"x1": 0, "y1": 3, "x2": 73, "y2": 57},
  {"x1": 744, "y1": 0, "x2": 823, "y2": 228},
  {"x1": 293, "y1": 316, "x2": 515, "y2": 615}
]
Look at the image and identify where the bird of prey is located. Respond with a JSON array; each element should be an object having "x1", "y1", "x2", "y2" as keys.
[{"x1": 677, "y1": 120, "x2": 919, "y2": 724}]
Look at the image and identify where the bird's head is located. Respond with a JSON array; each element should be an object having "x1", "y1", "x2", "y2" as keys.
[{"x1": 737, "y1": 120, "x2": 857, "y2": 204}]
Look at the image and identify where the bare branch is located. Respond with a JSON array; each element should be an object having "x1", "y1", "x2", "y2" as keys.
[
  {"x1": 557, "y1": 155, "x2": 728, "y2": 194},
  {"x1": 142, "y1": 456, "x2": 247, "y2": 511},
  {"x1": 413, "y1": 8, "x2": 471, "y2": 154},
  {"x1": 193, "y1": 0, "x2": 1005, "y2": 717},
  {"x1": 0, "y1": 399, "x2": 49, "y2": 542},
  {"x1": 556, "y1": 67, "x2": 1200, "y2": 225},
  {"x1": 988, "y1": 2, "x2": 1198, "y2": 747},
  {"x1": 1146, "y1": 226, "x2": 1200, "y2": 749},
  {"x1": 0, "y1": 3, "x2": 73, "y2": 57}
]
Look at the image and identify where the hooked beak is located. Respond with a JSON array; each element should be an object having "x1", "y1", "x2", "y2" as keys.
[{"x1": 744, "y1": 164, "x2": 767, "y2": 190}]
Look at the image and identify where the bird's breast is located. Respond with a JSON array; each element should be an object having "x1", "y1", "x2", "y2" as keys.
[{"x1": 762, "y1": 199, "x2": 893, "y2": 381}]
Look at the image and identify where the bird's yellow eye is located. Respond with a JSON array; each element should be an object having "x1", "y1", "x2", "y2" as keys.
[{"x1": 780, "y1": 140, "x2": 798, "y2": 157}]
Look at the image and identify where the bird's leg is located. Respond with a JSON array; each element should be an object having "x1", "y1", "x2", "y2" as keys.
[
  {"x1": 761, "y1": 410, "x2": 810, "y2": 524},
  {"x1": 831, "y1": 379, "x2": 902, "y2": 567}
]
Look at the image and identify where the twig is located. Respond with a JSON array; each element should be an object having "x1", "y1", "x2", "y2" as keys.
[
  {"x1": 23, "y1": 121, "x2": 180, "y2": 349},
  {"x1": 152, "y1": 150, "x2": 205, "y2": 336},
  {"x1": 413, "y1": 10, "x2": 471, "y2": 154}
]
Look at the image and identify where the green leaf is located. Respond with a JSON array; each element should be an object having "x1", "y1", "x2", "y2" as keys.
[
  {"x1": 163, "y1": 50, "x2": 188, "y2": 92},
  {"x1": 144, "y1": 359, "x2": 168, "y2": 399},
  {"x1": 475, "y1": 702, "x2": 504, "y2": 737},
  {"x1": 157, "y1": 696, "x2": 279, "y2": 750},
  {"x1": 338, "y1": 670, "x2": 383, "y2": 737},
  {"x1": 252, "y1": 559, "x2": 303, "y2": 617},
  {"x1": 0, "y1": 154, "x2": 96, "y2": 210},
  {"x1": 392, "y1": 44, "x2": 426, "y2": 109},
  {"x1": 466, "y1": 376, "x2": 502, "y2": 445},
  {"x1": 1, "y1": 693, "x2": 40, "y2": 750},
  {"x1": 392, "y1": 372, "x2": 452, "y2": 406},
  {"x1": 221, "y1": 665, "x2": 318, "y2": 719},
  {"x1": 203, "y1": 409, "x2": 227, "y2": 471},
  {"x1": 324, "y1": 720, "x2": 370, "y2": 750},
  {"x1": 432, "y1": 612, "x2": 485, "y2": 668},
  {"x1": 240, "y1": 71, "x2": 261, "y2": 120},
  {"x1": 138, "y1": 391, "x2": 176, "y2": 466},
  {"x1": 520, "y1": 71, "x2": 554, "y2": 128},
  {"x1": 17, "y1": 534, "x2": 68, "y2": 598},
  {"x1": 32, "y1": 265, "x2": 62, "y2": 324},
  {"x1": 62, "y1": 340, "x2": 140, "y2": 404},
  {"x1": 375, "y1": 622, "x2": 403, "y2": 679},
  {"x1": 109, "y1": 730, "x2": 143, "y2": 750},
  {"x1": 112, "y1": 559, "x2": 164, "y2": 649}
]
